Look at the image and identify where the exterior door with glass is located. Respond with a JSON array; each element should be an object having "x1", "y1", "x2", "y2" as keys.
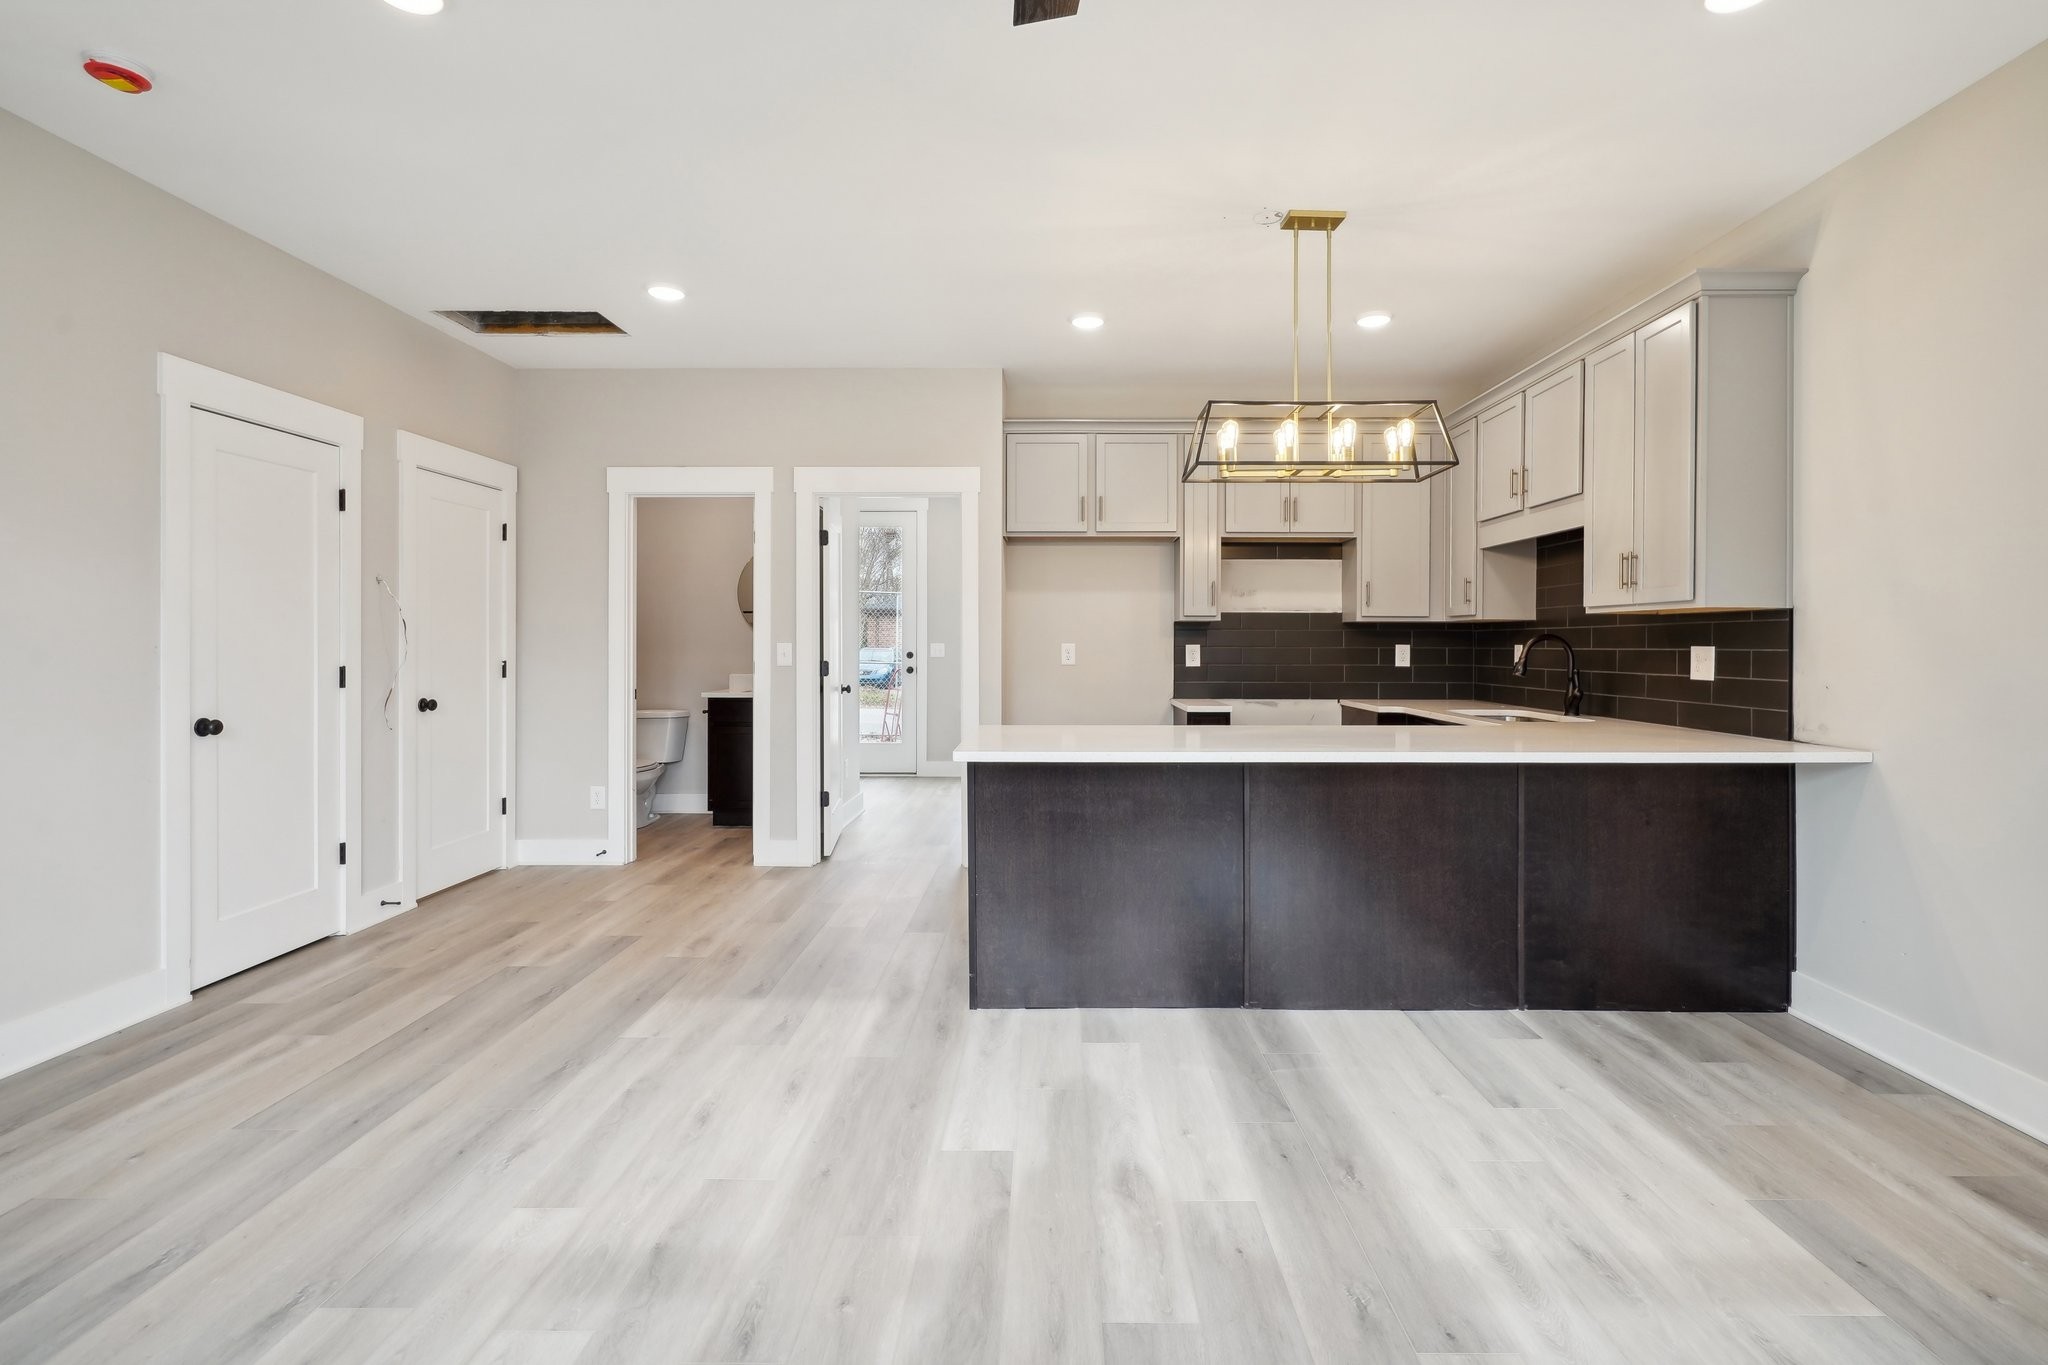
[{"x1": 854, "y1": 508, "x2": 920, "y2": 775}]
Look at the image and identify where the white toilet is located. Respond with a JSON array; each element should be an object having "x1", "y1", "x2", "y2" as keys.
[{"x1": 634, "y1": 710, "x2": 691, "y2": 828}]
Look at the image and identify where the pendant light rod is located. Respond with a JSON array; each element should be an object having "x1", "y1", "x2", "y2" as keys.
[
  {"x1": 1325, "y1": 226, "x2": 1334, "y2": 405},
  {"x1": 1291, "y1": 227, "x2": 1300, "y2": 406}
]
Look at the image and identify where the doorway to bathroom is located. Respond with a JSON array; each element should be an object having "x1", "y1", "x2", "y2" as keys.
[{"x1": 605, "y1": 468, "x2": 777, "y2": 868}]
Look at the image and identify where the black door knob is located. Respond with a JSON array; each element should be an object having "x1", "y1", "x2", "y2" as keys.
[
  {"x1": 839, "y1": 683, "x2": 852, "y2": 694},
  {"x1": 905, "y1": 650, "x2": 915, "y2": 660},
  {"x1": 193, "y1": 717, "x2": 224, "y2": 737},
  {"x1": 418, "y1": 697, "x2": 438, "y2": 712},
  {"x1": 905, "y1": 666, "x2": 915, "y2": 675}
]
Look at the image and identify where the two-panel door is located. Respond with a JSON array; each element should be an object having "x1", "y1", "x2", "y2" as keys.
[
  {"x1": 187, "y1": 411, "x2": 343, "y2": 986},
  {"x1": 1582, "y1": 303, "x2": 1697, "y2": 610}
]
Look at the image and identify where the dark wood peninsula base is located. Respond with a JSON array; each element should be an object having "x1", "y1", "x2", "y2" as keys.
[{"x1": 966, "y1": 762, "x2": 1792, "y2": 1012}]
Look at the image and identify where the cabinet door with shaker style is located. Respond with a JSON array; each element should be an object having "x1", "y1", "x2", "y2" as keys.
[
  {"x1": 1093, "y1": 434, "x2": 1180, "y2": 536},
  {"x1": 1005, "y1": 434, "x2": 1091, "y2": 534}
]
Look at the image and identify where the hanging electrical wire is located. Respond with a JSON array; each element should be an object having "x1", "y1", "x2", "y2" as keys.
[{"x1": 375, "y1": 574, "x2": 409, "y2": 730}]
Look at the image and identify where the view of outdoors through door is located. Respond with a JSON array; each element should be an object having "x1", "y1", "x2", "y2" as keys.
[{"x1": 856, "y1": 510, "x2": 918, "y2": 773}]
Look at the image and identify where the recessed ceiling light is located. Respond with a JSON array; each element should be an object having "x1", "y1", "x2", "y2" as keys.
[
  {"x1": 384, "y1": 0, "x2": 445, "y2": 14},
  {"x1": 646, "y1": 284, "x2": 685, "y2": 302},
  {"x1": 1357, "y1": 312, "x2": 1393, "y2": 330},
  {"x1": 1071, "y1": 313, "x2": 1105, "y2": 331},
  {"x1": 1704, "y1": 0, "x2": 1766, "y2": 12}
]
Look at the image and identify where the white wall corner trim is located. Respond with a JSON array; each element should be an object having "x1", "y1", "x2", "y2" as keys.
[
  {"x1": 1793, "y1": 972, "x2": 2048, "y2": 1145},
  {"x1": 515, "y1": 838, "x2": 620, "y2": 866},
  {"x1": 0, "y1": 969, "x2": 184, "y2": 1083}
]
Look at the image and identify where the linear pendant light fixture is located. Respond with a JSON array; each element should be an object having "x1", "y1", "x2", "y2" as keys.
[{"x1": 1183, "y1": 210, "x2": 1459, "y2": 486}]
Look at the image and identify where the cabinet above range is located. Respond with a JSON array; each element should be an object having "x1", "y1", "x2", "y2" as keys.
[{"x1": 1004, "y1": 427, "x2": 1182, "y2": 537}]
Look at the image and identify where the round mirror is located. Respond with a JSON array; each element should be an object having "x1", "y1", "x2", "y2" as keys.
[{"x1": 737, "y1": 557, "x2": 754, "y2": 628}]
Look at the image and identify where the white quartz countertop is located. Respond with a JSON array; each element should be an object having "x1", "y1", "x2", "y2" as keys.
[
  {"x1": 701, "y1": 690, "x2": 754, "y2": 700},
  {"x1": 959, "y1": 699, "x2": 1870, "y2": 765}
]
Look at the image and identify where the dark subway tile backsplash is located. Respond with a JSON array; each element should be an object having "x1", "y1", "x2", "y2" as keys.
[{"x1": 1173, "y1": 529, "x2": 1791, "y2": 739}]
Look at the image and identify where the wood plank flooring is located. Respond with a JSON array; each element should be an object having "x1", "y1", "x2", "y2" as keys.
[{"x1": 3, "y1": 777, "x2": 2046, "y2": 1364}]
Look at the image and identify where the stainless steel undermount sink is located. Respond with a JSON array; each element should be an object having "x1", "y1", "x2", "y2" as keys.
[{"x1": 1451, "y1": 708, "x2": 1594, "y2": 724}]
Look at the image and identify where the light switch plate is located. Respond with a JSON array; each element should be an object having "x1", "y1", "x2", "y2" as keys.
[
  {"x1": 1394, "y1": 644, "x2": 1412, "y2": 667},
  {"x1": 1186, "y1": 643, "x2": 1201, "y2": 667},
  {"x1": 1060, "y1": 643, "x2": 1076, "y2": 666},
  {"x1": 775, "y1": 642, "x2": 794, "y2": 667},
  {"x1": 930, "y1": 643, "x2": 946, "y2": 658},
  {"x1": 589, "y1": 785, "x2": 607, "y2": 811},
  {"x1": 1690, "y1": 645, "x2": 1716, "y2": 682}
]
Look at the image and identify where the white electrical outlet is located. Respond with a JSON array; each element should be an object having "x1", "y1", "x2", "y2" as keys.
[
  {"x1": 775, "y1": 642, "x2": 794, "y2": 667},
  {"x1": 930, "y1": 643, "x2": 946, "y2": 658},
  {"x1": 1186, "y1": 643, "x2": 1201, "y2": 667},
  {"x1": 1394, "y1": 644, "x2": 1412, "y2": 667},
  {"x1": 1690, "y1": 645, "x2": 1717, "y2": 682},
  {"x1": 589, "y1": 785, "x2": 607, "y2": 810},
  {"x1": 1060, "y1": 643, "x2": 1077, "y2": 665}
]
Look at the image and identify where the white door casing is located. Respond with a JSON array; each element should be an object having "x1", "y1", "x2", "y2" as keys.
[
  {"x1": 187, "y1": 411, "x2": 344, "y2": 987},
  {"x1": 410, "y1": 465, "x2": 509, "y2": 896}
]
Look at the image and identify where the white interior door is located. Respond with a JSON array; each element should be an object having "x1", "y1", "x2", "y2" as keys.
[
  {"x1": 413, "y1": 466, "x2": 508, "y2": 896},
  {"x1": 821, "y1": 500, "x2": 862, "y2": 854},
  {"x1": 855, "y1": 508, "x2": 920, "y2": 775},
  {"x1": 189, "y1": 411, "x2": 342, "y2": 986}
]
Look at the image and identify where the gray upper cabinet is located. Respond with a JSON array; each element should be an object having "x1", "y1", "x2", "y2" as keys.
[
  {"x1": 1094, "y1": 434, "x2": 1181, "y2": 535},
  {"x1": 1475, "y1": 394, "x2": 1525, "y2": 523},
  {"x1": 1448, "y1": 269, "x2": 1798, "y2": 617},
  {"x1": 1523, "y1": 361, "x2": 1585, "y2": 509},
  {"x1": 1445, "y1": 418, "x2": 1480, "y2": 618},
  {"x1": 1344, "y1": 474, "x2": 1432, "y2": 621},
  {"x1": 1226, "y1": 482, "x2": 1355, "y2": 536},
  {"x1": 1005, "y1": 431, "x2": 1180, "y2": 538},
  {"x1": 1178, "y1": 482, "x2": 1222, "y2": 621},
  {"x1": 1005, "y1": 433, "x2": 1091, "y2": 534}
]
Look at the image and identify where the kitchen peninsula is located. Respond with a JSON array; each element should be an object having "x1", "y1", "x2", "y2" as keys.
[{"x1": 957, "y1": 709, "x2": 1868, "y2": 1013}]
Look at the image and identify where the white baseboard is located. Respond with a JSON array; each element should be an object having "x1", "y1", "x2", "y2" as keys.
[
  {"x1": 653, "y1": 792, "x2": 709, "y2": 815},
  {"x1": 516, "y1": 838, "x2": 619, "y2": 866},
  {"x1": 0, "y1": 968, "x2": 184, "y2": 1083},
  {"x1": 1792, "y1": 971, "x2": 2048, "y2": 1145},
  {"x1": 348, "y1": 881, "x2": 416, "y2": 934}
]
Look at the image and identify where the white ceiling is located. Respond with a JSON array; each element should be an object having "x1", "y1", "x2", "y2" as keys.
[{"x1": 4, "y1": 1, "x2": 2045, "y2": 399}]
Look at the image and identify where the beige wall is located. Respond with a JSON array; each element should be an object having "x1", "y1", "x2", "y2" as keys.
[
  {"x1": 1003, "y1": 542, "x2": 1176, "y2": 725},
  {"x1": 0, "y1": 111, "x2": 516, "y2": 1035},
  {"x1": 635, "y1": 498, "x2": 756, "y2": 799},
  {"x1": 508, "y1": 369, "x2": 1003, "y2": 846},
  {"x1": 1482, "y1": 41, "x2": 2048, "y2": 1126}
]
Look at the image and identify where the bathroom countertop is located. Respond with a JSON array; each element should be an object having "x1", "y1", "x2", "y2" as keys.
[{"x1": 702, "y1": 690, "x2": 755, "y2": 700}]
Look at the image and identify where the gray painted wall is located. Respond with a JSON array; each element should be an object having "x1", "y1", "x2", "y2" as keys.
[
  {"x1": 0, "y1": 110, "x2": 516, "y2": 1030},
  {"x1": 507, "y1": 369, "x2": 1003, "y2": 845}
]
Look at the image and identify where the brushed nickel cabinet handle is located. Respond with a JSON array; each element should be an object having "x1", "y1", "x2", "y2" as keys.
[
  {"x1": 1078, "y1": 494, "x2": 1085, "y2": 523},
  {"x1": 1097, "y1": 493, "x2": 1104, "y2": 522},
  {"x1": 1464, "y1": 576, "x2": 1473, "y2": 604},
  {"x1": 1209, "y1": 578, "x2": 1217, "y2": 609},
  {"x1": 1620, "y1": 551, "x2": 1629, "y2": 589}
]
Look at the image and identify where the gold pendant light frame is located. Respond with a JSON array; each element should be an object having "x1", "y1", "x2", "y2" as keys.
[{"x1": 1183, "y1": 210, "x2": 1461, "y2": 485}]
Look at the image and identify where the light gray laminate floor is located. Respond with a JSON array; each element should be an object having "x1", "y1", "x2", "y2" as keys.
[{"x1": 4, "y1": 777, "x2": 2047, "y2": 1364}]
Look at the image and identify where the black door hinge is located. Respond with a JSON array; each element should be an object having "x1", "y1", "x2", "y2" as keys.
[
  {"x1": 821, "y1": 789, "x2": 831, "y2": 807},
  {"x1": 500, "y1": 660, "x2": 507, "y2": 678},
  {"x1": 338, "y1": 489, "x2": 347, "y2": 512},
  {"x1": 820, "y1": 528, "x2": 830, "y2": 546},
  {"x1": 819, "y1": 659, "x2": 829, "y2": 677},
  {"x1": 339, "y1": 841, "x2": 347, "y2": 865},
  {"x1": 501, "y1": 797, "x2": 508, "y2": 815},
  {"x1": 501, "y1": 522, "x2": 508, "y2": 541},
  {"x1": 339, "y1": 666, "x2": 346, "y2": 688}
]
